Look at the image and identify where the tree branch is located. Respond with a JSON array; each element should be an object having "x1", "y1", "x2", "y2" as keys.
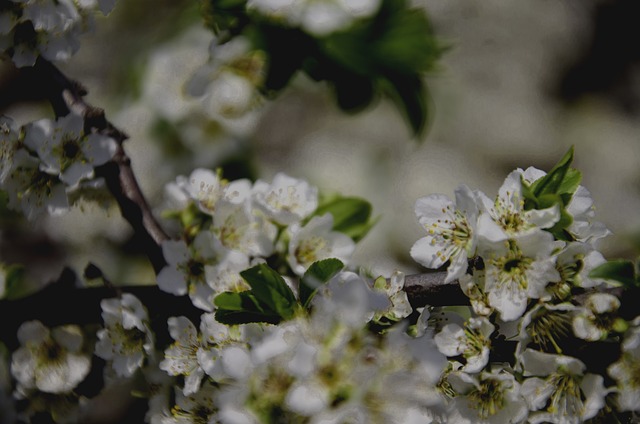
[{"x1": 19, "y1": 58, "x2": 170, "y2": 273}]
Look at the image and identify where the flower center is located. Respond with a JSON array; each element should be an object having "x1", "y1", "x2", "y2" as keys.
[{"x1": 467, "y1": 378, "x2": 505, "y2": 418}]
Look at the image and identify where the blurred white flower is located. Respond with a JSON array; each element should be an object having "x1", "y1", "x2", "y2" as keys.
[
  {"x1": 157, "y1": 231, "x2": 229, "y2": 311},
  {"x1": 252, "y1": 172, "x2": 318, "y2": 225},
  {"x1": 608, "y1": 319, "x2": 640, "y2": 412},
  {"x1": 159, "y1": 316, "x2": 212, "y2": 396},
  {"x1": 287, "y1": 213, "x2": 355, "y2": 276},
  {"x1": 23, "y1": 113, "x2": 117, "y2": 187},
  {"x1": 3, "y1": 0, "x2": 114, "y2": 66},
  {"x1": 11, "y1": 321, "x2": 91, "y2": 395},
  {"x1": 247, "y1": 0, "x2": 382, "y2": 36},
  {"x1": 95, "y1": 293, "x2": 154, "y2": 378},
  {"x1": 572, "y1": 293, "x2": 621, "y2": 341},
  {"x1": 1, "y1": 148, "x2": 69, "y2": 220},
  {"x1": 370, "y1": 271, "x2": 412, "y2": 322}
]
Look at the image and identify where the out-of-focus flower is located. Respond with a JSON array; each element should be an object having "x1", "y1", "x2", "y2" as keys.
[
  {"x1": 23, "y1": 113, "x2": 117, "y2": 187},
  {"x1": 286, "y1": 213, "x2": 355, "y2": 276},
  {"x1": 608, "y1": 318, "x2": 640, "y2": 412},
  {"x1": 95, "y1": 294, "x2": 155, "y2": 378},
  {"x1": 157, "y1": 231, "x2": 226, "y2": 311},
  {"x1": 11, "y1": 321, "x2": 91, "y2": 395},
  {"x1": 2, "y1": 0, "x2": 115, "y2": 67},
  {"x1": 252, "y1": 172, "x2": 318, "y2": 226},
  {"x1": 247, "y1": 0, "x2": 382, "y2": 36}
]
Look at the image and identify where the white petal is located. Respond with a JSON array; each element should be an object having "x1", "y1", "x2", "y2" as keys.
[
  {"x1": 285, "y1": 380, "x2": 330, "y2": 415},
  {"x1": 83, "y1": 133, "x2": 117, "y2": 165},
  {"x1": 434, "y1": 324, "x2": 465, "y2": 356},
  {"x1": 161, "y1": 240, "x2": 190, "y2": 266},
  {"x1": 410, "y1": 236, "x2": 447, "y2": 270},
  {"x1": 157, "y1": 266, "x2": 188, "y2": 295}
]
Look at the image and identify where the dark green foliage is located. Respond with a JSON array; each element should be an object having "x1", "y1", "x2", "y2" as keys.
[{"x1": 200, "y1": 0, "x2": 444, "y2": 137}]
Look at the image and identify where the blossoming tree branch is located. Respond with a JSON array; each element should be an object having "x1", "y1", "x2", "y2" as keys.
[{"x1": 1, "y1": 0, "x2": 639, "y2": 423}]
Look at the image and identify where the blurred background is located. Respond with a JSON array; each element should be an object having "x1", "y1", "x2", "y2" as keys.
[{"x1": 2, "y1": 0, "x2": 640, "y2": 288}]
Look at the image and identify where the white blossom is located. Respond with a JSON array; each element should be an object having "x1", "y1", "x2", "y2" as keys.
[
  {"x1": 212, "y1": 200, "x2": 277, "y2": 257},
  {"x1": 159, "y1": 316, "x2": 212, "y2": 396},
  {"x1": 186, "y1": 36, "x2": 265, "y2": 120},
  {"x1": 247, "y1": 0, "x2": 381, "y2": 36},
  {"x1": 435, "y1": 317, "x2": 494, "y2": 373},
  {"x1": 478, "y1": 231, "x2": 560, "y2": 321},
  {"x1": 252, "y1": 172, "x2": 318, "y2": 225},
  {"x1": 1, "y1": 148, "x2": 69, "y2": 220},
  {"x1": 520, "y1": 349, "x2": 607, "y2": 423},
  {"x1": 3, "y1": 0, "x2": 116, "y2": 67},
  {"x1": 23, "y1": 113, "x2": 117, "y2": 187},
  {"x1": 476, "y1": 170, "x2": 560, "y2": 243},
  {"x1": 608, "y1": 319, "x2": 640, "y2": 412},
  {"x1": 11, "y1": 321, "x2": 91, "y2": 395},
  {"x1": 447, "y1": 368, "x2": 528, "y2": 424},
  {"x1": 370, "y1": 271, "x2": 413, "y2": 322},
  {"x1": 572, "y1": 293, "x2": 621, "y2": 341},
  {"x1": 287, "y1": 213, "x2": 355, "y2": 276},
  {"x1": 157, "y1": 231, "x2": 228, "y2": 311},
  {"x1": 411, "y1": 185, "x2": 479, "y2": 283},
  {"x1": 94, "y1": 293, "x2": 154, "y2": 378}
]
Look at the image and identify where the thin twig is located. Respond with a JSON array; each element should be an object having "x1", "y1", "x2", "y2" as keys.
[{"x1": 22, "y1": 58, "x2": 170, "y2": 273}]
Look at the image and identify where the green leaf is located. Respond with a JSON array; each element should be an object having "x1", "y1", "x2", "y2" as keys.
[
  {"x1": 240, "y1": 264, "x2": 297, "y2": 320},
  {"x1": 382, "y1": 73, "x2": 430, "y2": 138},
  {"x1": 557, "y1": 168, "x2": 582, "y2": 197},
  {"x1": 530, "y1": 146, "x2": 574, "y2": 197},
  {"x1": 214, "y1": 291, "x2": 282, "y2": 325},
  {"x1": 313, "y1": 196, "x2": 377, "y2": 241},
  {"x1": 589, "y1": 260, "x2": 637, "y2": 288},
  {"x1": 300, "y1": 259, "x2": 344, "y2": 308}
]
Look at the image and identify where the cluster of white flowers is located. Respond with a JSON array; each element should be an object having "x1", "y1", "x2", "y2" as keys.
[
  {"x1": 0, "y1": 0, "x2": 116, "y2": 67},
  {"x1": 0, "y1": 113, "x2": 117, "y2": 220},
  {"x1": 145, "y1": 271, "x2": 446, "y2": 424},
  {"x1": 247, "y1": 0, "x2": 382, "y2": 36},
  {"x1": 411, "y1": 165, "x2": 640, "y2": 422},
  {"x1": 186, "y1": 36, "x2": 266, "y2": 121},
  {"x1": 158, "y1": 169, "x2": 356, "y2": 311}
]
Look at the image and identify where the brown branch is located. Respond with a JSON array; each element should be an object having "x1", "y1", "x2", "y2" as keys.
[{"x1": 17, "y1": 58, "x2": 170, "y2": 273}]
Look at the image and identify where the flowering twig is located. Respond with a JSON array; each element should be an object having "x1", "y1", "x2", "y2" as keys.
[{"x1": 19, "y1": 58, "x2": 170, "y2": 273}]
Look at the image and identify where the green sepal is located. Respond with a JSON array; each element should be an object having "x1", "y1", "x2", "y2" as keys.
[
  {"x1": 240, "y1": 264, "x2": 297, "y2": 320},
  {"x1": 589, "y1": 260, "x2": 637, "y2": 288},
  {"x1": 300, "y1": 259, "x2": 344, "y2": 308},
  {"x1": 214, "y1": 291, "x2": 282, "y2": 325},
  {"x1": 313, "y1": 196, "x2": 377, "y2": 241}
]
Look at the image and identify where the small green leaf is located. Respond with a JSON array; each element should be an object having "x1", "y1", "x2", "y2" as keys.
[
  {"x1": 557, "y1": 168, "x2": 582, "y2": 197},
  {"x1": 589, "y1": 260, "x2": 637, "y2": 287},
  {"x1": 531, "y1": 146, "x2": 574, "y2": 197},
  {"x1": 300, "y1": 259, "x2": 344, "y2": 308},
  {"x1": 313, "y1": 196, "x2": 377, "y2": 241},
  {"x1": 214, "y1": 291, "x2": 282, "y2": 325},
  {"x1": 240, "y1": 264, "x2": 297, "y2": 320},
  {"x1": 382, "y1": 73, "x2": 430, "y2": 138}
]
